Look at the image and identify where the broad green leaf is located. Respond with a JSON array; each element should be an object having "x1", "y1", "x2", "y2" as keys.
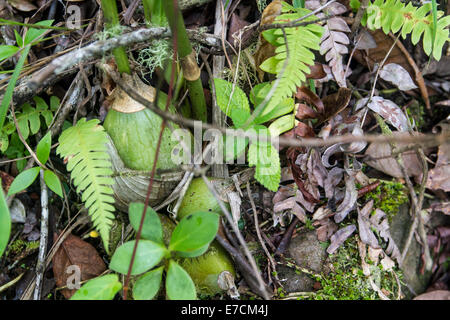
[
  {"x1": 230, "y1": 108, "x2": 251, "y2": 129},
  {"x1": 175, "y1": 243, "x2": 209, "y2": 258},
  {"x1": 133, "y1": 266, "x2": 164, "y2": 300},
  {"x1": 169, "y1": 211, "x2": 219, "y2": 254},
  {"x1": 70, "y1": 274, "x2": 122, "y2": 300},
  {"x1": 0, "y1": 131, "x2": 8, "y2": 153},
  {"x1": 128, "y1": 202, "x2": 163, "y2": 244},
  {"x1": 23, "y1": 20, "x2": 54, "y2": 46},
  {"x1": 248, "y1": 142, "x2": 281, "y2": 192},
  {"x1": 268, "y1": 114, "x2": 295, "y2": 136},
  {"x1": 50, "y1": 95, "x2": 60, "y2": 111},
  {"x1": 7, "y1": 166, "x2": 40, "y2": 196},
  {"x1": 110, "y1": 240, "x2": 166, "y2": 275},
  {"x1": 166, "y1": 260, "x2": 196, "y2": 300},
  {"x1": 44, "y1": 170, "x2": 63, "y2": 197},
  {"x1": 224, "y1": 132, "x2": 249, "y2": 162},
  {"x1": 254, "y1": 98, "x2": 295, "y2": 124},
  {"x1": 0, "y1": 45, "x2": 31, "y2": 132},
  {"x1": 0, "y1": 45, "x2": 19, "y2": 62},
  {"x1": 213, "y1": 78, "x2": 250, "y2": 118},
  {"x1": 36, "y1": 131, "x2": 51, "y2": 165},
  {"x1": 0, "y1": 185, "x2": 11, "y2": 258}
]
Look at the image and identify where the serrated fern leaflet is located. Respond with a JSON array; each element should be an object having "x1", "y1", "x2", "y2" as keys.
[
  {"x1": 260, "y1": 3, "x2": 324, "y2": 108},
  {"x1": 56, "y1": 118, "x2": 115, "y2": 251},
  {"x1": 364, "y1": 0, "x2": 450, "y2": 60}
]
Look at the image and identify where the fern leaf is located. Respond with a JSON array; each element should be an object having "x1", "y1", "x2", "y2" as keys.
[
  {"x1": 3, "y1": 96, "x2": 57, "y2": 139},
  {"x1": 260, "y1": 3, "x2": 324, "y2": 108},
  {"x1": 56, "y1": 118, "x2": 115, "y2": 251},
  {"x1": 365, "y1": 0, "x2": 450, "y2": 60},
  {"x1": 307, "y1": 1, "x2": 350, "y2": 87}
]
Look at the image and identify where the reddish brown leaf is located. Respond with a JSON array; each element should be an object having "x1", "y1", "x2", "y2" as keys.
[
  {"x1": 306, "y1": 62, "x2": 327, "y2": 79},
  {"x1": 319, "y1": 87, "x2": 352, "y2": 124},
  {"x1": 52, "y1": 233, "x2": 106, "y2": 299},
  {"x1": 296, "y1": 103, "x2": 319, "y2": 120},
  {"x1": 295, "y1": 86, "x2": 324, "y2": 114}
]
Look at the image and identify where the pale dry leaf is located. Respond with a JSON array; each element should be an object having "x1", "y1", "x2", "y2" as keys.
[
  {"x1": 324, "y1": 167, "x2": 344, "y2": 199},
  {"x1": 370, "y1": 209, "x2": 401, "y2": 262},
  {"x1": 379, "y1": 63, "x2": 418, "y2": 91},
  {"x1": 358, "y1": 200, "x2": 380, "y2": 248},
  {"x1": 307, "y1": 0, "x2": 350, "y2": 87},
  {"x1": 7, "y1": 0, "x2": 37, "y2": 11},
  {"x1": 355, "y1": 96, "x2": 409, "y2": 132},
  {"x1": 427, "y1": 126, "x2": 450, "y2": 191},
  {"x1": 334, "y1": 174, "x2": 358, "y2": 223},
  {"x1": 355, "y1": 29, "x2": 377, "y2": 50},
  {"x1": 413, "y1": 290, "x2": 450, "y2": 300},
  {"x1": 327, "y1": 224, "x2": 356, "y2": 254},
  {"x1": 364, "y1": 142, "x2": 423, "y2": 178}
]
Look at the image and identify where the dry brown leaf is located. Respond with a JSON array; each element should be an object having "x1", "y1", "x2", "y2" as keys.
[
  {"x1": 364, "y1": 142, "x2": 423, "y2": 179},
  {"x1": 413, "y1": 290, "x2": 450, "y2": 300},
  {"x1": 307, "y1": 1, "x2": 350, "y2": 87},
  {"x1": 355, "y1": 96, "x2": 409, "y2": 132},
  {"x1": 52, "y1": 233, "x2": 106, "y2": 299},
  {"x1": 253, "y1": 0, "x2": 282, "y2": 80},
  {"x1": 427, "y1": 123, "x2": 450, "y2": 191},
  {"x1": 334, "y1": 174, "x2": 357, "y2": 223},
  {"x1": 7, "y1": 0, "x2": 36, "y2": 11},
  {"x1": 379, "y1": 63, "x2": 418, "y2": 91},
  {"x1": 357, "y1": 200, "x2": 380, "y2": 248},
  {"x1": 327, "y1": 224, "x2": 356, "y2": 254},
  {"x1": 319, "y1": 87, "x2": 352, "y2": 124}
]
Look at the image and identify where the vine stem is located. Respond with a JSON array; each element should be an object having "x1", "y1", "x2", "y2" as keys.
[{"x1": 121, "y1": 0, "x2": 179, "y2": 301}]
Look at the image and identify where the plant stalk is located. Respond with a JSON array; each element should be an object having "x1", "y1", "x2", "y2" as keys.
[
  {"x1": 162, "y1": 0, "x2": 207, "y2": 122},
  {"x1": 101, "y1": 0, "x2": 131, "y2": 74}
]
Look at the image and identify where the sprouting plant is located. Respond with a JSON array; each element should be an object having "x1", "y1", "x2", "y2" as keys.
[
  {"x1": 70, "y1": 204, "x2": 219, "y2": 300},
  {"x1": 0, "y1": 182, "x2": 10, "y2": 259},
  {"x1": 56, "y1": 118, "x2": 115, "y2": 251},
  {"x1": 0, "y1": 20, "x2": 54, "y2": 136},
  {"x1": 363, "y1": 0, "x2": 450, "y2": 60},
  {"x1": 1, "y1": 96, "x2": 59, "y2": 156},
  {"x1": 213, "y1": 78, "x2": 295, "y2": 191},
  {"x1": 258, "y1": 2, "x2": 324, "y2": 108},
  {"x1": 7, "y1": 131, "x2": 63, "y2": 198}
]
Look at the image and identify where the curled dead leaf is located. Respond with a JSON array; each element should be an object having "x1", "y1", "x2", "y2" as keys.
[{"x1": 52, "y1": 233, "x2": 106, "y2": 299}]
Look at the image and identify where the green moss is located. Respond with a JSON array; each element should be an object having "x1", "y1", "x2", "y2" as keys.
[
  {"x1": 362, "y1": 180, "x2": 408, "y2": 222},
  {"x1": 9, "y1": 239, "x2": 39, "y2": 255},
  {"x1": 303, "y1": 238, "x2": 403, "y2": 300},
  {"x1": 406, "y1": 101, "x2": 426, "y2": 130}
]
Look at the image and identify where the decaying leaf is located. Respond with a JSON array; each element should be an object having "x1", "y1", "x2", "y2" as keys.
[
  {"x1": 327, "y1": 224, "x2": 356, "y2": 254},
  {"x1": 370, "y1": 209, "x2": 401, "y2": 262},
  {"x1": 7, "y1": 0, "x2": 37, "y2": 11},
  {"x1": 319, "y1": 87, "x2": 352, "y2": 124},
  {"x1": 307, "y1": 0, "x2": 350, "y2": 87},
  {"x1": 379, "y1": 63, "x2": 418, "y2": 91},
  {"x1": 413, "y1": 290, "x2": 450, "y2": 300},
  {"x1": 427, "y1": 123, "x2": 450, "y2": 192},
  {"x1": 355, "y1": 96, "x2": 409, "y2": 132},
  {"x1": 52, "y1": 233, "x2": 107, "y2": 299},
  {"x1": 334, "y1": 174, "x2": 358, "y2": 223},
  {"x1": 357, "y1": 200, "x2": 380, "y2": 248},
  {"x1": 364, "y1": 141, "x2": 423, "y2": 179}
]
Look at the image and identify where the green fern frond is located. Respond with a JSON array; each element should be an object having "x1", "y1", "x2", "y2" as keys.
[
  {"x1": 56, "y1": 118, "x2": 115, "y2": 251},
  {"x1": 260, "y1": 3, "x2": 324, "y2": 108},
  {"x1": 364, "y1": 0, "x2": 450, "y2": 60},
  {"x1": 3, "y1": 96, "x2": 58, "y2": 139}
]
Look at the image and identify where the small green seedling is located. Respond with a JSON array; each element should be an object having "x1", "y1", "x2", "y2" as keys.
[
  {"x1": 7, "y1": 131, "x2": 63, "y2": 198},
  {"x1": 71, "y1": 202, "x2": 219, "y2": 300}
]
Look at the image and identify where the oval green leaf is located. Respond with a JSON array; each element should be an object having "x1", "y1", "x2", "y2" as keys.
[
  {"x1": 213, "y1": 78, "x2": 250, "y2": 117},
  {"x1": 166, "y1": 260, "x2": 196, "y2": 300},
  {"x1": 36, "y1": 131, "x2": 51, "y2": 165},
  {"x1": 43, "y1": 170, "x2": 63, "y2": 197},
  {"x1": 70, "y1": 274, "x2": 122, "y2": 300},
  {"x1": 169, "y1": 211, "x2": 219, "y2": 254},
  {"x1": 128, "y1": 202, "x2": 163, "y2": 244},
  {"x1": 0, "y1": 45, "x2": 19, "y2": 62},
  {"x1": 110, "y1": 240, "x2": 166, "y2": 275},
  {"x1": 0, "y1": 186, "x2": 11, "y2": 258},
  {"x1": 7, "y1": 167, "x2": 40, "y2": 196},
  {"x1": 133, "y1": 266, "x2": 164, "y2": 300}
]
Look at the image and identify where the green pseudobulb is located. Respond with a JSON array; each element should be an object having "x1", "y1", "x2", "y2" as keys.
[
  {"x1": 177, "y1": 177, "x2": 231, "y2": 220},
  {"x1": 158, "y1": 214, "x2": 235, "y2": 296},
  {"x1": 103, "y1": 73, "x2": 179, "y2": 171}
]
